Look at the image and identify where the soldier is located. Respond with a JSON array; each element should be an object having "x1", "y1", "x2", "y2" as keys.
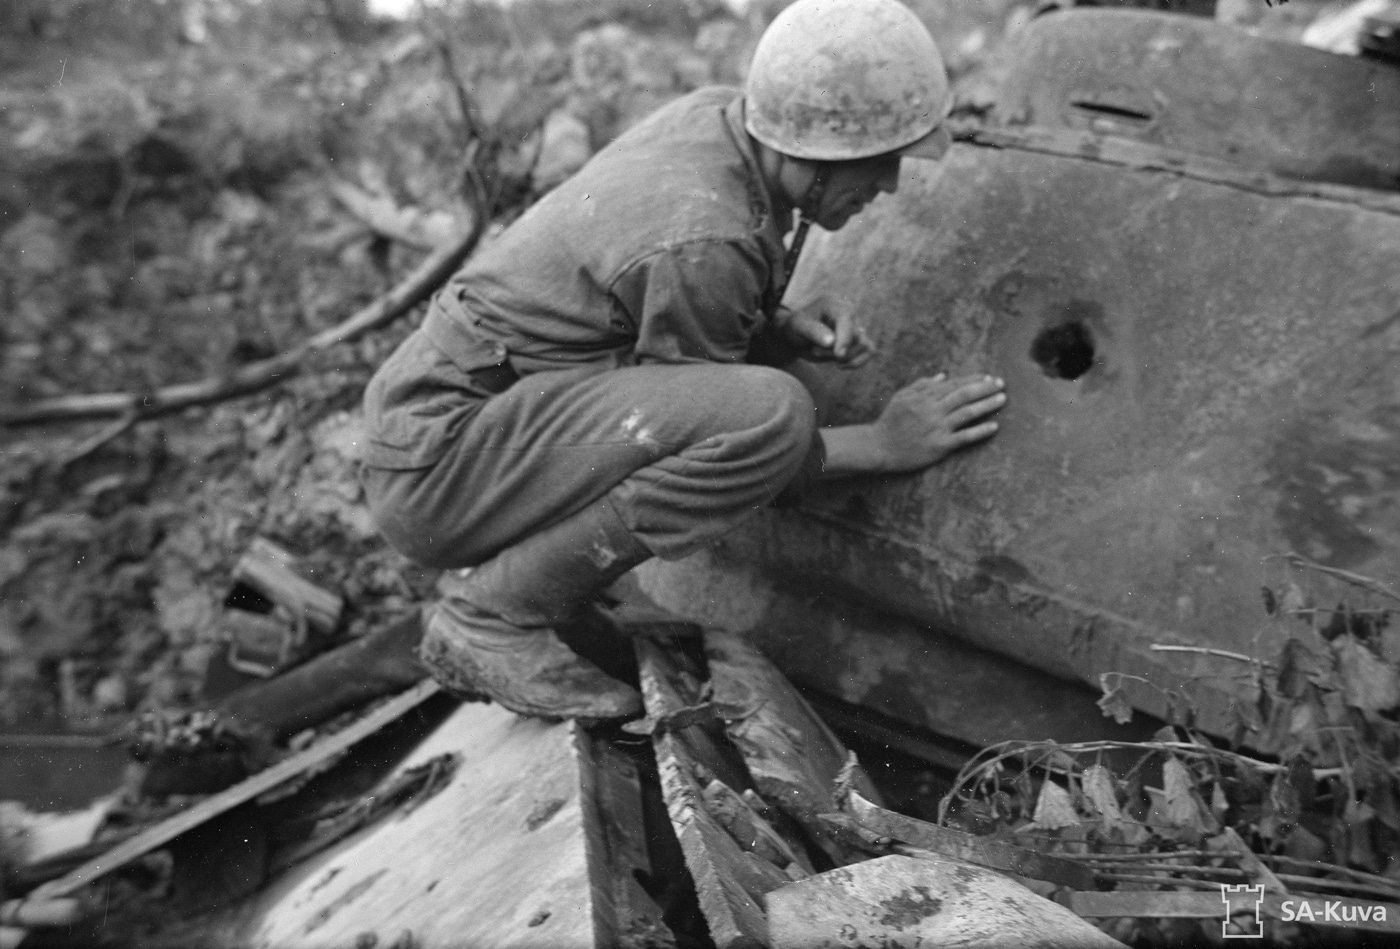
[{"x1": 360, "y1": 0, "x2": 1007, "y2": 720}]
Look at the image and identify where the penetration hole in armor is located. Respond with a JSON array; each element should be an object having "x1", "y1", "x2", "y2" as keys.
[{"x1": 1030, "y1": 321, "x2": 1095, "y2": 380}]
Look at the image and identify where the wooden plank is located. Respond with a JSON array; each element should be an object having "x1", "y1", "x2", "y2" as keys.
[
  {"x1": 233, "y1": 537, "x2": 344, "y2": 636},
  {"x1": 703, "y1": 630, "x2": 881, "y2": 863},
  {"x1": 700, "y1": 777, "x2": 813, "y2": 877},
  {"x1": 32, "y1": 680, "x2": 442, "y2": 900},
  {"x1": 584, "y1": 736, "x2": 677, "y2": 948},
  {"x1": 766, "y1": 854, "x2": 1127, "y2": 949},
  {"x1": 843, "y1": 789, "x2": 1096, "y2": 890},
  {"x1": 155, "y1": 700, "x2": 614, "y2": 949},
  {"x1": 637, "y1": 639, "x2": 784, "y2": 949},
  {"x1": 573, "y1": 727, "x2": 621, "y2": 949}
]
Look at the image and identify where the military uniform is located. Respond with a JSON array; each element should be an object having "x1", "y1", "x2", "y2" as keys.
[{"x1": 361, "y1": 87, "x2": 824, "y2": 570}]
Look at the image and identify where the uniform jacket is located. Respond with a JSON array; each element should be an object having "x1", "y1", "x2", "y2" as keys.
[{"x1": 361, "y1": 86, "x2": 797, "y2": 471}]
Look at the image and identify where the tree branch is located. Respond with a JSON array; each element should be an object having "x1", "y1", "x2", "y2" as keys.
[{"x1": 0, "y1": 219, "x2": 486, "y2": 428}]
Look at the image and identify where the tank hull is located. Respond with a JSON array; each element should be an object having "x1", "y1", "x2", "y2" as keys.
[{"x1": 644, "y1": 138, "x2": 1400, "y2": 739}]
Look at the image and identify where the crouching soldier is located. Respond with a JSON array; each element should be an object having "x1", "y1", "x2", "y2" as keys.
[{"x1": 359, "y1": 0, "x2": 1007, "y2": 721}]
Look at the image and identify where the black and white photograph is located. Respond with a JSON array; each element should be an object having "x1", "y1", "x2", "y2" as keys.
[{"x1": 1, "y1": 0, "x2": 1398, "y2": 945}]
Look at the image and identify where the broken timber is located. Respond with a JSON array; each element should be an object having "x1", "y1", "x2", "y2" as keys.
[
  {"x1": 704, "y1": 629, "x2": 883, "y2": 865},
  {"x1": 151, "y1": 698, "x2": 669, "y2": 948},
  {"x1": 638, "y1": 631, "x2": 901, "y2": 949},
  {"x1": 32, "y1": 680, "x2": 442, "y2": 901},
  {"x1": 637, "y1": 638, "x2": 788, "y2": 949},
  {"x1": 232, "y1": 537, "x2": 344, "y2": 637}
]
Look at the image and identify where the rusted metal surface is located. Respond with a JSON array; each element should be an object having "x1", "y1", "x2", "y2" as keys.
[
  {"x1": 787, "y1": 142, "x2": 1399, "y2": 734},
  {"x1": 810, "y1": 145, "x2": 1397, "y2": 731},
  {"x1": 636, "y1": 550, "x2": 1163, "y2": 747},
  {"x1": 990, "y1": 9, "x2": 1400, "y2": 191}
]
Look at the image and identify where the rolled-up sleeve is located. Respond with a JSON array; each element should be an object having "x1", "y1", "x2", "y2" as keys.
[{"x1": 612, "y1": 240, "x2": 771, "y2": 366}]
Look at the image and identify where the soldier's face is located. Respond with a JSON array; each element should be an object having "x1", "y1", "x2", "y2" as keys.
[{"x1": 815, "y1": 151, "x2": 902, "y2": 230}]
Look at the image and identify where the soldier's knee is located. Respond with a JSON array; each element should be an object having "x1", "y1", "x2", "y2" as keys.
[{"x1": 732, "y1": 365, "x2": 816, "y2": 436}]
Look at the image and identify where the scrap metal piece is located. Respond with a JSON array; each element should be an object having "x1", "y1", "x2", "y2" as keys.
[
  {"x1": 765, "y1": 853, "x2": 1126, "y2": 949},
  {"x1": 841, "y1": 789, "x2": 1096, "y2": 891}
]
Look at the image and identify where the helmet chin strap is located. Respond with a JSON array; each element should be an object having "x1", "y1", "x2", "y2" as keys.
[{"x1": 784, "y1": 160, "x2": 829, "y2": 280}]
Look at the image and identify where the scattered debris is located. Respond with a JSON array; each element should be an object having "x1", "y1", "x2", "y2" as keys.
[
  {"x1": 839, "y1": 786, "x2": 1096, "y2": 891},
  {"x1": 706, "y1": 630, "x2": 884, "y2": 866},
  {"x1": 638, "y1": 637, "x2": 782, "y2": 948},
  {"x1": 31, "y1": 680, "x2": 440, "y2": 901},
  {"x1": 269, "y1": 752, "x2": 459, "y2": 873},
  {"x1": 150, "y1": 700, "x2": 657, "y2": 949}
]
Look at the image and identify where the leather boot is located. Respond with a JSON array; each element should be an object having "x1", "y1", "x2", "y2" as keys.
[{"x1": 419, "y1": 497, "x2": 650, "y2": 721}]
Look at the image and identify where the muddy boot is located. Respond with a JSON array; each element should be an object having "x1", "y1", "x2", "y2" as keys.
[{"x1": 419, "y1": 497, "x2": 650, "y2": 721}]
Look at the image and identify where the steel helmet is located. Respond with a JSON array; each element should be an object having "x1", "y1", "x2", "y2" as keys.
[{"x1": 744, "y1": 0, "x2": 952, "y2": 161}]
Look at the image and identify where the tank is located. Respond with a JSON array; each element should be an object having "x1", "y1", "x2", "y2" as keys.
[{"x1": 637, "y1": 9, "x2": 1400, "y2": 744}]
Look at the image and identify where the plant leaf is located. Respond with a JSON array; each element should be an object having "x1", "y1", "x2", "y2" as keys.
[
  {"x1": 1211, "y1": 781, "x2": 1230, "y2": 821},
  {"x1": 1344, "y1": 800, "x2": 1381, "y2": 872},
  {"x1": 1029, "y1": 778, "x2": 1081, "y2": 830},
  {"x1": 1162, "y1": 757, "x2": 1208, "y2": 834},
  {"x1": 1279, "y1": 581, "x2": 1310, "y2": 616},
  {"x1": 1097, "y1": 685, "x2": 1134, "y2": 725},
  {"x1": 1288, "y1": 698, "x2": 1318, "y2": 738},
  {"x1": 1082, "y1": 764, "x2": 1123, "y2": 823},
  {"x1": 1335, "y1": 636, "x2": 1400, "y2": 712},
  {"x1": 1287, "y1": 757, "x2": 1316, "y2": 811},
  {"x1": 1276, "y1": 638, "x2": 1310, "y2": 699}
]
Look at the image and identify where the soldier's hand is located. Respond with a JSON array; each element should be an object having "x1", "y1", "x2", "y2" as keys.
[
  {"x1": 778, "y1": 302, "x2": 875, "y2": 368},
  {"x1": 873, "y1": 373, "x2": 1006, "y2": 471}
]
